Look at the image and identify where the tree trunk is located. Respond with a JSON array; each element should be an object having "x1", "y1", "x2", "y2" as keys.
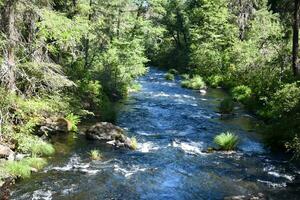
[
  {"x1": 1, "y1": 0, "x2": 17, "y2": 91},
  {"x1": 292, "y1": 0, "x2": 300, "y2": 77},
  {"x1": 84, "y1": 0, "x2": 93, "y2": 69}
]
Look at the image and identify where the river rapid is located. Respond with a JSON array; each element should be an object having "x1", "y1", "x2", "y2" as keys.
[{"x1": 10, "y1": 68, "x2": 300, "y2": 199}]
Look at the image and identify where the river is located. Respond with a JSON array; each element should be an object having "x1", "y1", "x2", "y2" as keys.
[{"x1": 10, "y1": 68, "x2": 300, "y2": 199}]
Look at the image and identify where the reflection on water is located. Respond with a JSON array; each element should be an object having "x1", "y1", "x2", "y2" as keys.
[{"x1": 10, "y1": 68, "x2": 300, "y2": 200}]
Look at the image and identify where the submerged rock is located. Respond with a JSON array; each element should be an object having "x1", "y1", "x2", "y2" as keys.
[{"x1": 86, "y1": 122, "x2": 134, "y2": 149}]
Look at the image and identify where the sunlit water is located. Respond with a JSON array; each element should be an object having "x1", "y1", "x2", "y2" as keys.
[{"x1": 10, "y1": 68, "x2": 300, "y2": 199}]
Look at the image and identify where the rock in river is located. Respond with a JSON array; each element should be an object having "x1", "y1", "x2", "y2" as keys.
[{"x1": 86, "y1": 122, "x2": 134, "y2": 150}]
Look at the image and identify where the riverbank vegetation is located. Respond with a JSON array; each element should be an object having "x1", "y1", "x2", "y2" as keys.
[
  {"x1": 150, "y1": 0, "x2": 300, "y2": 158},
  {"x1": 0, "y1": 0, "x2": 162, "y2": 182},
  {"x1": 1, "y1": 0, "x2": 300, "y2": 185}
]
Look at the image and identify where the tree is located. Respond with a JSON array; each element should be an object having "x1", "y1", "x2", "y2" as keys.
[{"x1": 293, "y1": 0, "x2": 300, "y2": 76}]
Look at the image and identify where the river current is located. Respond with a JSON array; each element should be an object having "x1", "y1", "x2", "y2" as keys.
[{"x1": 10, "y1": 68, "x2": 300, "y2": 199}]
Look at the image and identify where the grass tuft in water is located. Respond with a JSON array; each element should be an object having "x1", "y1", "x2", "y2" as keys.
[
  {"x1": 89, "y1": 149, "x2": 102, "y2": 160},
  {"x1": 130, "y1": 137, "x2": 138, "y2": 150},
  {"x1": 214, "y1": 132, "x2": 239, "y2": 151}
]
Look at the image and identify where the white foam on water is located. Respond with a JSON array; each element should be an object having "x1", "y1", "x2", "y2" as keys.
[
  {"x1": 32, "y1": 189, "x2": 52, "y2": 200},
  {"x1": 113, "y1": 164, "x2": 148, "y2": 178},
  {"x1": 267, "y1": 171, "x2": 295, "y2": 181},
  {"x1": 138, "y1": 142, "x2": 160, "y2": 153},
  {"x1": 172, "y1": 140, "x2": 206, "y2": 155},
  {"x1": 48, "y1": 154, "x2": 91, "y2": 173},
  {"x1": 257, "y1": 179, "x2": 287, "y2": 188}
]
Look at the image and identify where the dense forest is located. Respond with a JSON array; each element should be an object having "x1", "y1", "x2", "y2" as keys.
[{"x1": 0, "y1": 0, "x2": 300, "y2": 198}]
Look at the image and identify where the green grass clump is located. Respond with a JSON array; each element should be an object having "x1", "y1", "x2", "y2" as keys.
[
  {"x1": 165, "y1": 73, "x2": 175, "y2": 81},
  {"x1": 22, "y1": 157, "x2": 48, "y2": 170},
  {"x1": 218, "y1": 98, "x2": 234, "y2": 114},
  {"x1": 89, "y1": 149, "x2": 102, "y2": 160},
  {"x1": 181, "y1": 75, "x2": 206, "y2": 90},
  {"x1": 130, "y1": 137, "x2": 138, "y2": 150},
  {"x1": 15, "y1": 134, "x2": 55, "y2": 156},
  {"x1": 214, "y1": 132, "x2": 239, "y2": 151},
  {"x1": 66, "y1": 113, "x2": 80, "y2": 132},
  {"x1": 5, "y1": 161, "x2": 32, "y2": 179}
]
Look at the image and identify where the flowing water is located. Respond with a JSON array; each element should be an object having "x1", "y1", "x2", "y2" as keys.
[{"x1": 10, "y1": 68, "x2": 300, "y2": 199}]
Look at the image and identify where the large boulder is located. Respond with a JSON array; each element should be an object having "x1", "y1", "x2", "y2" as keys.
[
  {"x1": 0, "y1": 144, "x2": 14, "y2": 161},
  {"x1": 37, "y1": 118, "x2": 71, "y2": 136},
  {"x1": 86, "y1": 122, "x2": 134, "y2": 149}
]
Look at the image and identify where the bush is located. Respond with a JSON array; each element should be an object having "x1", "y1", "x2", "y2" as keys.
[
  {"x1": 267, "y1": 83, "x2": 300, "y2": 118},
  {"x1": 165, "y1": 73, "x2": 175, "y2": 81},
  {"x1": 130, "y1": 137, "x2": 138, "y2": 150},
  {"x1": 181, "y1": 74, "x2": 190, "y2": 80},
  {"x1": 232, "y1": 85, "x2": 252, "y2": 103},
  {"x1": 218, "y1": 98, "x2": 234, "y2": 114},
  {"x1": 181, "y1": 75, "x2": 206, "y2": 89},
  {"x1": 168, "y1": 69, "x2": 179, "y2": 75},
  {"x1": 66, "y1": 113, "x2": 80, "y2": 132},
  {"x1": 89, "y1": 149, "x2": 102, "y2": 160},
  {"x1": 207, "y1": 75, "x2": 224, "y2": 88},
  {"x1": 128, "y1": 83, "x2": 142, "y2": 93},
  {"x1": 214, "y1": 132, "x2": 239, "y2": 151}
]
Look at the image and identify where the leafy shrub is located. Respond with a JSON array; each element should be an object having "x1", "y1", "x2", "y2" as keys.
[
  {"x1": 89, "y1": 149, "x2": 102, "y2": 160},
  {"x1": 5, "y1": 161, "x2": 32, "y2": 178},
  {"x1": 218, "y1": 98, "x2": 234, "y2": 114},
  {"x1": 181, "y1": 74, "x2": 190, "y2": 80},
  {"x1": 214, "y1": 132, "x2": 239, "y2": 151},
  {"x1": 168, "y1": 69, "x2": 178, "y2": 75},
  {"x1": 130, "y1": 137, "x2": 138, "y2": 150},
  {"x1": 66, "y1": 113, "x2": 80, "y2": 132},
  {"x1": 232, "y1": 85, "x2": 252, "y2": 103},
  {"x1": 267, "y1": 83, "x2": 300, "y2": 118},
  {"x1": 181, "y1": 75, "x2": 206, "y2": 89},
  {"x1": 128, "y1": 83, "x2": 142, "y2": 93},
  {"x1": 207, "y1": 75, "x2": 224, "y2": 88},
  {"x1": 165, "y1": 73, "x2": 175, "y2": 81}
]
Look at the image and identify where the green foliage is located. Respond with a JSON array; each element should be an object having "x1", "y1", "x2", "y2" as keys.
[
  {"x1": 181, "y1": 75, "x2": 206, "y2": 89},
  {"x1": 22, "y1": 157, "x2": 48, "y2": 170},
  {"x1": 15, "y1": 134, "x2": 55, "y2": 157},
  {"x1": 181, "y1": 74, "x2": 190, "y2": 80},
  {"x1": 218, "y1": 98, "x2": 234, "y2": 114},
  {"x1": 168, "y1": 69, "x2": 179, "y2": 75},
  {"x1": 232, "y1": 85, "x2": 252, "y2": 103},
  {"x1": 214, "y1": 132, "x2": 239, "y2": 151},
  {"x1": 128, "y1": 83, "x2": 142, "y2": 93},
  {"x1": 4, "y1": 161, "x2": 32, "y2": 179},
  {"x1": 267, "y1": 83, "x2": 300, "y2": 118},
  {"x1": 165, "y1": 73, "x2": 175, "y2": 81},
  {"x1": 207, "y1": 75, "x2": 224, "y2": 88},
  {"x1": 66, "y1": 113, "x2": 80, "y2": 132},
  {"x1": 89, "y1": 150, "x2": 102, "y2": 161},
  {"x1": 286, "y1": 135, "x2": 300, "y2": 160}
]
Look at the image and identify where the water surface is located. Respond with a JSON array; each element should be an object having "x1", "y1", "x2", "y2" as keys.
[{"x1": 10, "y1": 68, "x2": 300, "y2": 199}]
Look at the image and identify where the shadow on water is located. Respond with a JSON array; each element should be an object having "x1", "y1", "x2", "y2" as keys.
[{"x1": 9, "y1": 67, "x2": 300, "y2": 200}]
